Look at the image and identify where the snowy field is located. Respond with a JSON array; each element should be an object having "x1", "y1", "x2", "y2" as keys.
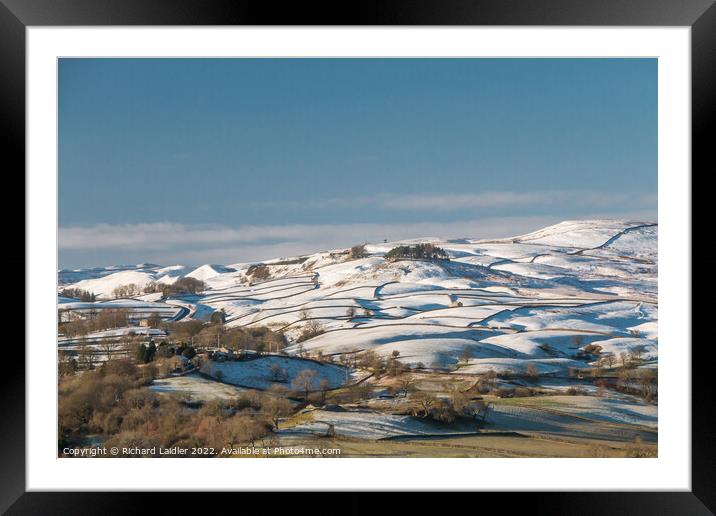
[
  {"x1": 279, "y1": 409, "x2": 478, "y2": 440},
  {"x1": 58, "y1": 326, "x2": 167, "y2": 346},
  {"x1": 200, "y1": 356, "x2": 348, "y2": 390},
  {"x1": 60, "y1": 220, "x2": 657, "y2": 379},
  {"x1": 487, "y1": 395, "x2": 657, "y2": 442},
  {"x1": 149, "y1": 373, "x2": 247, "y2": 402}
]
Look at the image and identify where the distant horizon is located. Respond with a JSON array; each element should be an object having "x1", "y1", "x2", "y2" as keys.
[
  {"x1": 59, "y1": 58, "x2": 657, "y2": 268},
  {"x1": 59, "y1": 216, "x2": 658, "y2": 270}
]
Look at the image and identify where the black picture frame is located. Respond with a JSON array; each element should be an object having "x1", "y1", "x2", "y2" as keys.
[{"x1": 4, "y1": 0, "x2": 713, "y2": 513}]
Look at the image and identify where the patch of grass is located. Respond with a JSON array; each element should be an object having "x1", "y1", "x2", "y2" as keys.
[
  {"x1": 278, "y1": 409, "x2": 315, "y2": 430},
  {"x1": 263, "y1": 433, "x2": 654, "y2": 458},
  {"x1": 489, "y1": 394, "x2": 588, "y2": 408}
]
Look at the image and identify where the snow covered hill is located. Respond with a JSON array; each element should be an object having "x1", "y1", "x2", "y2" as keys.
[
  {"x1": 66, "y1": 270, "x2": 159, "y2": 298},
  {"x1": 59, "y1": 219, "x2": 657, "y2": 376}
]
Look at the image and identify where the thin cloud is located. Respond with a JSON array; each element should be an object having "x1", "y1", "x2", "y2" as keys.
[
  {"x1": 59, "y1": 209, "x2": 657, "y2": 268},
  {"x1": 251, "y1": 190, "x2": 656, "y2": 213},
  {"x1": 59, "y1": 217, "x2": 559, "y2": 251}
]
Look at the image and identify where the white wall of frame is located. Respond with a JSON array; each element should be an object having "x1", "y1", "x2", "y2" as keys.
[{"x1": 27, "y1": 26, "x2": 689, "y2": 491}]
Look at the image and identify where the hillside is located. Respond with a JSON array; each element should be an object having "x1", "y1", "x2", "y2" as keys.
[{"x1": 59, "y1": 219, "x2": 657, "y2": 376}]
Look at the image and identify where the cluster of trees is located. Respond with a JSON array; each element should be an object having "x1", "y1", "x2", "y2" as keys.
[
  {"x1": 290, "y1": 369, "x2": 330, "y2": 400},
  {"x1": 579, "y1": 343, "x2": 603, "y2": 357},
  {"x1": 408, "y1": 387, "x2": 490, "y2": 424},
  {"x1": 246, "y1": 264, "x2": 271, "y2": 281},
  {"x1": 575, "y1": 339, "x2": 650, "y2": 371},
  {"x1": 616, "y1": 368, "x2": 657, "y2": 402},
  {"x1": 264, "y1": 365, "x2": 339, "y2": 405},
  {"x1": 112, "y1": 283, "x2": 143, "y2": 299},
  {"x1": 210, "y1": 310, "x2": 226, "y2": 324},
  {"x1": 143, "y1": 277, "x2": 206, "y2": 297},
  {"x1": 311, "y1": 349, "x2": 410, "y2": 377},
  {"x1": 384, "y1": 243, "x2": 450, "y2": 262},
  {"x1": 489, "y1": 386, "x2": 539, "y2": 398},
  {"x1": 65, "y1": 318, "x2": 287, "y2": 358},
  {"x1": 59, "y1": 288, "x2": 96, "y2": 302},
  {"x1": 192, "y1": 323, "x2": 286, "y2": 354},
  {"x1": 58, "y1": 359, "x2": 296, "y2": 457},
  {"x1": 575, "y1": 342, "x2": 652, "y2": 382},
  {"x1": 171, "y1": 277, "x2": 206, "y2": 295},
  {"x1": 161, "y1": 320, "x2": 204, "y2": 343},
  {"x1": 59, "y1": 332, "x2": 168, "y2": 375},
  {"x1": 59, "y1": 350, "x2": 81, "y2": 377},
  {"x1": 134, "y1": 342, "x2": 158, "y2": 363},
  {"x1": 348, "y1": 244, "x2": 368, "y2": 260},
  {"x1": 619, "y1": 345, "x2": 649, "y2": 367},
  {"x1": 351, "y1": 349, "x2": 410, "y2": 377},
  {"x1": 59, "y1": 360, "x2": 155, "y2": 442},
  {"x1": 59, "y1": 308, "x2": 131, "y2": 337},
  {"x1": 296, "y1": 320, "x2": 326, "y2": 343},
  {"x1": 565, "y1": 386, "x2": 587, "y2": 396}
]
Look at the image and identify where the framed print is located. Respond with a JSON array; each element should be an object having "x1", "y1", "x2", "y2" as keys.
[{"x1": 4, "y1": 0, "x2": 714, "y2": 512}]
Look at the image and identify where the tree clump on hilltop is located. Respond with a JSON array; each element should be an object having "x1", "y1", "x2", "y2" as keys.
[
  {"x1": 143, "y1": 277, "x2": 206, "y2": 297},
  {"x1": 348, "y1": 244, "x2": 368, "y2": 260},
  {"x1": 59, "y1": 288, "x2": 96, "y2": 302},
  {"x1": 384, "y1": 243, "x2": 450, "y2": 262},
  {"x1": 112, "y1": 283, "x2": 142, "y2": 298},
  {"x1": 296, "y1": 320, "x2": 325, "y2": 343},
  {"x1": 246, "y1": 263, "x2": 271, "y2": 281},
  {"x1": 166, "y1": 277, "x2": 206, "y2": 295}
]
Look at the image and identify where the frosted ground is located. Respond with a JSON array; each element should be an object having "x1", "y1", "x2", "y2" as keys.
[
  {"x1": 59, "y1": 220, "x2": 658, "y2": 445},
  {"x1": 59, "y1": 219, "x2": 657, "y2": 377},
  {"x1": 200, "y1": 355, "x2": 348, "y2": 390},
  {"x1": 278, "y1": 394, "x2": 657, "y2": 441},
  {"x1": 150, "y1": 373, "x2": 247, "y2": 402}
]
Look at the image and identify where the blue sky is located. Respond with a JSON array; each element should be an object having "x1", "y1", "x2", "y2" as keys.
[{"x1": 59, "y1": 58, "x2": 657, "y2": 268}]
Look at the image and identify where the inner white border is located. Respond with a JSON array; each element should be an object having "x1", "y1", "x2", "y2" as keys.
[{"x1": 27, "y1": 27, "x2": 691, "y2": 491}]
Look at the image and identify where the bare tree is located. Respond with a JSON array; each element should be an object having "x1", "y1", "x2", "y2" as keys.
[
  {"x1": 319, "y1": 378, "x2": 330, "y2": 404},
  {"x1": 99, "y1": 339, "x2": 120, "y2": 362},
  {"x1": 629, "y1": 344, "x2": 647, "y2": 362},
  {"x1": 636, "y1": 369, "x2": 658, "y2": 401},
  {"x1": 292, "y1": 369, "x2": 318, "y2": 399},
  {"x1": 397, "y1": 375, "x2": 414, "y2": 397},
  {"x1": 483, "y1": 369, "x2": 498, "y2": 390},
  {"x1": 617, "y1": 368, "x2": 634, "y2": 390},
  {"x1": 460, "y1": 345, "x2": 472, "y2": 364},
  {"x1": 412, "y1": 391, "x2": 436, "y2": 418},
  {"x1": 526, "y1": 363, "x2": 539, "y2": 378},
  {"x1": 262, "y1": 397, "x2": 293, "y2": 429},
  {"x1": 297, "y1": 320, "x2": 325, "y2": 343},
  {"x1": 349, "y1": 244, "x2": 368, "y2": 259},
  {"x1": 450, "y1": 388, "x2": 469, "y2": 414},
  {"x1": 77, "y1": 337, "x2": 95, "y2": 370},
  {"x1": 602, "y1": 352, "x2": 616, "y2": 369}
]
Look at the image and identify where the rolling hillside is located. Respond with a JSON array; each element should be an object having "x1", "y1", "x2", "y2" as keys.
[{"x1": 59, "y1": 219, "x2": 657, "y2": 376}]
